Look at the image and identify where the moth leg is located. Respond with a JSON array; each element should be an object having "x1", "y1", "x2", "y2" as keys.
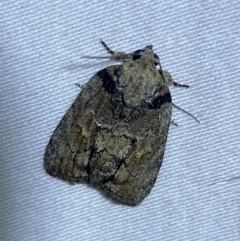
[
  {"x1": 100, "y1": 39, "x2": 115, "y2": 55},
  {"x1": 170, "y1": 120, "x2": 178, "y2": 126},
  {"x1": 75, "y1": 83, "x2": 84, "y2": 89},
  {"x1": 100, "y1": 39, "x2": 131, "y2": 62},
  {"x1": 173, "y1": 81, "x2": 190, "y2": 88}
]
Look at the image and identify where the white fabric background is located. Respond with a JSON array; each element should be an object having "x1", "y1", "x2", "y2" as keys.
[{"x1": 1, "y1": 1, "x2": 239, "y2": 240}]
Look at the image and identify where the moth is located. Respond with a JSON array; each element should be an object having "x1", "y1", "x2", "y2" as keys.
[{"x1": 44, "y1": 40, "x2": 195, "y2": 206}]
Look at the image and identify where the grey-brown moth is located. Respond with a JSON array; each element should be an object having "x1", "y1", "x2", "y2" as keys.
[{"x1": 44, "y1": 41, "x2": 192, "y2": 206}]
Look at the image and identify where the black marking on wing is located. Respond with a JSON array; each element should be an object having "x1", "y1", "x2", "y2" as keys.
[
  {"x1": 97, "y1": 67, "x2": 118, "y2": 94},
  {"x1": 148, "y1": 92, "x2": 171, "y2": 109}
]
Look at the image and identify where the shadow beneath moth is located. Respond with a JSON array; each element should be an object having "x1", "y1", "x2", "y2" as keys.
[{"x1": 44, "y1": 40, "x2": 196, "y2": 206}]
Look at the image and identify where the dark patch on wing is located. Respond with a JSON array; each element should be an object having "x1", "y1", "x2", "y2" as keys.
[{"x1": 148, "y1": 92, "x2": 171, "y2": 109}]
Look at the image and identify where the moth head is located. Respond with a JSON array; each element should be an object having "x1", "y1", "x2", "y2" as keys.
[{"x1": 132, "y1": 47, "x2": 160, "y2": 66}]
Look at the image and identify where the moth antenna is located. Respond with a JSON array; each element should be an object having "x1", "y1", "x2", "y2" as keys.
[
  {"x1": 157, "y1": 60, "x2": 165, "y2": 83},
  {"x1": 213, "y1": 176, "x2": 240, "y2": 185},
  {"x1": 82, "y1": 55, "x2": 112, "y2": 59},
  {"x1": 172, "y1": 102, "x2": 200, "y2": 123}
]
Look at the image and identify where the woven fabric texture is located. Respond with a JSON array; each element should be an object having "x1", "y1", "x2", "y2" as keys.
[{"x1": 1, "y1": 1, "x2": 239, "y2": 240}]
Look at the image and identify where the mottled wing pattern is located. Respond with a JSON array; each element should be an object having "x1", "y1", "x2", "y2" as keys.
[{"x1": 44, "y1": 47, "x2": 172, "y2": 206}]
